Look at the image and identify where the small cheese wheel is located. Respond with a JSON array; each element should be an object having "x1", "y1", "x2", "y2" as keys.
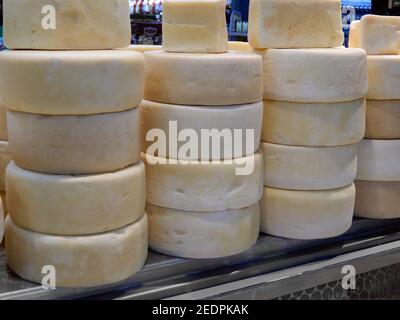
[
  {"x1": 140, "y1": 100, "x2": 263, "y2": 160},
  {"x1": 8, "y1": 109, "x2": 140, "y2": 175},
  {"x1": 355, "y1": 180, "x2": 400, "y2": 219},
  {"x1": 260, "y1": 48, "x2": 368, "y2": 103},
  {"x1": 123, "y1": 45, "x2": 162, "y2": 52},
  {"x1": 142, "y1": 152, "x2": 263, "y2": 212},
  {"x1": 6, "y1": 161, "x2": 145, "y2": 236},
  {"x1": 260, "y1": 185, "x2": 355, "y2": 240},
  {"x1": 357, "y1": 139, "x2": 400, "y2": 181},
  {"x1": 0, "y1": 198, "x2": 4, "y2": 244},
  {"x1": 367, "y1": 55, "x2": 400, "y2": 100},
  {"x1": 228, "y1": 41, "x2": 252, "y2": 53},
  {"x1": 262, "y1": 99, "x2": 366, "y2": 147},
  {"x1": 0, "y1": 141, "x2": 12, "y2": 192},
  {"x1": 349, "y1": 20, "x2": 361, "y2": 49},
  {"x1": 144, "y1": 51, "x2": 263, "y2": 106},
  {"x1": 0, "y1": 192, "x2": 7, "y2": 217},
  {"x1": 4, "y1": 0, "x2": 131, "y2": 50},
  {"x1": 262, "y1": 143, "x2": 357, "y2": 191},
  {"x1": 0, "y1": 106, "x2": 7, "y2": 140},
  {"x1": 365, "y1": 100, "x2": 400, "y2": 139},
  {"x1": 147, "y1": 203, "x2": 259, "y2": 259},
  {"x1": 5, "y1": 215, "x2": 148, "y2": 288},
  {"x1": 0, "y1": 50, "x2": 144, "y2": 115}
]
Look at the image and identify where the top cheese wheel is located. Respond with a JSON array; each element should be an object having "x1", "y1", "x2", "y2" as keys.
[
  {"x1": 4, "y1": 0, "x2": 131, "y2": 50},
  {"x1": 144, "y1": 51, "x2": 263, "y2": 106},
  {"x1": 260, "y1": 48, "x2": 368, "y2": 103},
  {"x1": 0, "y1": 50, "x2": 145, "y2": 115}
]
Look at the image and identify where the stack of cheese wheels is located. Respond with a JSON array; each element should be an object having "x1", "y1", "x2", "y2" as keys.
[
  {"x1": 0, "y1": 106, "x2": 11, "y2": 217},
  {"x1": 140, "y1": 0, "x2": 264, "y2": 259},
  {"x1": 0, "y1": 0, "x2": 148, "y2": 288},
  {"x1": 349, "y1": 15, "x2": 400, "y2": 219},
  {"x1": 249, "y1": 0, "x2": 368, "y2": 239}
]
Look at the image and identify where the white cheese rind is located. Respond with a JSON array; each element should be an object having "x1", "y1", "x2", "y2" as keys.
[
  {"x1": 0, "y1": 141, "x2": 12, "y2": 192},
  {"x1": 349, "y1": 20, "x2": 361, "y2": 48},
  {"x1": 147, "y1": 203, "x2": 259, "y2": 259},
  {"x1": 260, "y1": 185, "x2": 355, "y2": 240},
  {"x1": 365, "y1": 100, "x2": 400, "y2": 139},
  {"x1": 6, "y1": 161, "x2": 146, "y2": 236}
]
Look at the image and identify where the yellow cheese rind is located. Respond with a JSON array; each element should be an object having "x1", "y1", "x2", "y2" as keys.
[
  {"x1": 355, "y1": 180, "x2": 400, "y2": 219},
  {"x1": 228, "y1": 41, "x2": 252, "y2": 53},
  {"x1": 144, "y1": 51, "x2": 263, "y2": 106},
  {"x1": 147, "y1": 203, "x2": 259, "y2": 259},
  {"x1": 0, "y1": 141, "x2": 12, "y2": 192},
  {"x1": 262, "y1": 143, "x2": 357, "y2": 191},
  {"x1": 0, "y1": 50, "x2": 144, "y2": 115},
  {"x1": 365, "y1": 100, "x2": 400, "y2": 139},
  {"x1": 4, "y1": 0, "x2": 131, "y2": 50},
  {"x1": 140, "y1": 100, "x2": 263, "y2": 160},
  {"x1": 5, "y1": 215, "x2": 148, "y2": 288},
  {"x1": 7, "y1": 109, "x2": 140, "y2": 175},
  {"x1": 248, "y1": 0, "x2": 343, "y2": 49},
  {"x1": 357, "y1": 139, "x2": 400, "y2": 181},
  {"x1": 262, "y1": 99, "x2": 366, "y2": 147},
  {"x1": 6, "y1": 162, "x2": 145, "y2": 236},
  {"x1": 142, "y1": 152, "x2": 264, "y2": 212},
  {"x1": 0, "y1": 106, "x2": 7, "y2": 141},
  {"x1": 349, "y1": 20, "x2": 361, "y2": 48},
  {"x1": 260, "y1": 48, "x2": 368, "y2": 102},
  {"x1": 260, "y1": 185, "x2": 355, "y2": 240},
  {"x1": 0, "y1": 199, "x2": 3, "y2": 244}
]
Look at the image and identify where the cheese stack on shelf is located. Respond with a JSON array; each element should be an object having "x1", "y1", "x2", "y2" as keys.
[
  {"x1": 141, "y1": 0, "x2": 264, "y2": 259},
  {"x1": 0, "y1": 106, "x2": 11, "y2": 218},
  {"x1": 0, "y1": 0, "x2": 147, "y2": 288},
  {"x1": 349, "y1": 15, "x2": 400, "y2": 219},
  {"x1": 249, "y1": 0, "x2": 368, "y2": 239}
]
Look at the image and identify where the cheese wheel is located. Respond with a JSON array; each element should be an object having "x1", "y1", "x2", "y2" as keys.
[
  {"x1": 0, "y1": 106, "x2": 7, "y2": 141},
  {"x1": 349, "y1": 20, "x2": 361, "y2": 49},
  {"x1": 0, "y1": 141, "x2": 12, "y2": 192},
  {"x1": 355, "y1": 180, "x2": 400, "y2": 219},
  {"x1": 367, "y1": 55, "x2": 400, "y2": 100},
  {"x1": 140, "y1": 100, "x2": 263, "y2": 160},
  {"x1": 123, "y1": 45, "x2": 162, "y2": 52},
  {"x1": 357, "y1": 139, "x2": 400, "y2": 181},
  {"x1": 147, "y1": 203, "x2": 259, "y2": 259},
  {"x1": 0, "y1": 192, "x2": 7, "y2": 217},
  {"x1": 7, "y1": 109, "x2": 140, "y2": 175},
  {"x1": 260, "y1": 48, "x2": 368, "y2": 103},
  {"x1": 6, "y1": 161, "x2": 145, "y2": 236},
  {"x1": 5, "y1": 215, "x2": 148, "y2": 288},
  {"x1": 0, "y1": 50, "x2": 144, "y2": 115},
  {"x1": 142, "y1": 152, "x2": 263, "y2": 212},
  {"x1": 228, "y1": 41, "x2": 252, "y2": 53},
  {"x1": 144, "y1": 51, "x2": 263, "y2": 106},
  {"x1": 365, "y1": 100, "x2": 400, "y2": 139},
  {"x1": 262, "y1": 143, "x2": 357, "y2": 191},
  {"x1": 260, "y1": 185, "x2": 355, "y2": 240},
  {"x1": 4, "y1": 0, "x2": 131, "y2": 50},
  {"x1": 0, "y1": 198, "x2": 4, "y2": 244},
  {"x1": 262, "y1": 99, "x2": 366, "y2": 147}
]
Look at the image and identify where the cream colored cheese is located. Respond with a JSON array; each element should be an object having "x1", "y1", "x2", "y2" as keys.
[
  {"x1": 228, "y1": 42, "x2": 253, "y2": 53},
  {"x1": 0, "y1": 106, "x2": 7, "y2": 141},
  {"x1": 0, "y1": 141, "x2": 12, "y2": 192},
  {"x1": 365, "y1": 100, "x2": 400, "y2": 139},
  {"x1": 123, "y1": 45, "x2": 163, "y2": 53},
  {"x1": 349, "y1": 20, "x2": 361, "y2": 48},
  {"x1": 0, "y1": 192, "x2": 7, "y2": 217}
]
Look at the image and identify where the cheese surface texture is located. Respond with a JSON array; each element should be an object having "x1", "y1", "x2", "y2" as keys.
[
  {"x1": 355, "y1": 180, "x2": 400, "y2": 219},
  {"x1": 0, "y1": 106, "x2": 7, "y2": 141},
  {"x1": 228, "y1": 41, "x2": 253, "y2": 53},
  {"x1": 262, "y1": 99, "x2": 366, "y2": 147},
  {"x1": 144, "y1": 51, "x2": 263, "y2": 105},
  {"x1": 0, "y1": 141, "x2": 12, "y2": 192},
  {"x1": 147, "y1": 204, "x2": 259, "y2": 259},
  {"x1": 357, "y1": 139, "x2": 400, "y2": 181},
  {"x1": 0, "y1": 50, "x2": 144, "y2": 115},
  {"x1": 248, "y1": 0, "x2": 343, "y2": 49},
  {"x1": 143, "y1": 152, "x2": 263, "y2": 212},
  {"x1": 6, "y1": 162, "x2": 145, "y2": 236},
  {"x1": 365, "y1": 100, "x2": 400, "y2": 139},
  {"x1": 140, "y1": 100, "x2": 263, "y2": 160},
  {"x1": 0, "y1": 199, "x2": 3, "y2": 244},
  {"x1": 162, "y1": 0, "x2": 228, "y2": 53},
  {"x1": 0, "y1": 192, "x2": 7, "y2": 217},
  {"x1": 124, "y1": 45, "x2": 163, "y2": 52},
  {"x1": 349, "y1": 20, "x2": 361, "y2": 48},
  {"x1": 262, "y1": 143, "x2": 357, "y2": 191},
  {"x1": 5, "y1": 215, "x2": 148, "y2": 288},
  {"x1": 260, "y1": 185, "x2": 355, "y2": 240},
  {"x1": 4, "y1": 0, "x2": 131, "y2": 50},
  {"x1": 260, "y1": 48, "x2": 368, "y2": 102},
  {"x1": 7, "y1": 109, "x2": 140, "y2": 175}
]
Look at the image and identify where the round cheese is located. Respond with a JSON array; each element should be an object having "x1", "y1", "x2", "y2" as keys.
[
  {"x1": 147, "y1": 203, "x2": 259, "y2": 259},
  {"x1": 0, "y1": 50, "x2": 144, "y2": 115},
  {"x1": 140, "y1": 100, "x2": 263, "y2": 160},
  {"x1": 365, "y1": 100, "x2": 400, "y2": 139},
  {"x1": 0, "y1": 106, "x2": 7, "y2": 141},
  {"x1": 144, "y1": 51, "x2": 263, "y2": 106},
  {"x1": 355, "y1": 180, "x2": 400, "y2": 219},
  {"x1": 367, "y1": 55, "x2": 400, "y2": 100},
  {"x1": 4, "y1": 0, "x2": 131, "y2": 50},
  {"x1": 262, "y1": 99, "x2": 366, "y2": 147},
  {"x1": 8, "y1": 108, "x2": 140, "y2": 175},
  {"x1": 123, "y1": 45, "x2": 163, "y2": 52},
  {"x1": 349, "y1": 20, "x2": 361, "y2": 49},
  {"x1": 357, "y1": 139, "x2": 400, "y2": 181},
  {"x1": 262, "y1": 143, "x2": 357, "y2": 191},
  {"x1": 0, "y1": 198, "x2": 4, "y2": 244},
  {"x1": 5, "y1": 215, "x2": 148, "y2": 288},
  {"x1": 0, "y1": 192, "x2": 7, "y2": 217},
  {"x1": 142, "y1": 152, "x2": 264, "y2": 212},
  {"x1": 260, "y1": 48, "x2": 368, "y2": 102},
  {"x1": 6, "y1": 161, "x2": 145, "y2": 236},
  {"x1": 0, "y1": 141, "x2": 12, "y2": 192},
  {"x1": 228, "y1": 41, "x2": 253, "y2": 53},
  {"x1": 260, "y1": 185, "x2": 355, "y2": 240}
]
